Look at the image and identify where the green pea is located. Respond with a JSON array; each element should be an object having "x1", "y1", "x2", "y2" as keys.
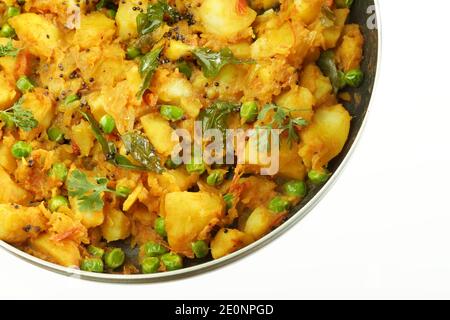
[
  {"x1": 344, "y1": 69, "x2": 364, "y2": 88},
  {"x1": 283, "y1": 180, "x2": 307, "y2": 197},
  {"x1": 223, "y1": 193, "x2": 234, "y2": 209},
  {"x1": 48, "y1": 195, "x2": 69, "y2": 212},
  {"x1": 64, "y1": 94, "x2": 79, "y2": 105},
  {"x1": 206, "y1": 170, "x2": 224, "y2": 186},
  {"x1": 11, "y1": 141, "x2": 32, "y2": 158},
  {"x1": 99, "y1": 114, "x2": 116, "y2": 134},
  {"x1": 335, "y1": 0, "x2": 354, "y2": 8},
  {"x1": 160, "y1": 105, "x2": 184, "y2": 121},
  {"x1": 154, "y1": 217, "x2": 167, "y2": 238},
  {"x1": 186, "y1": 161, "x2": 206, "y2": 175},
  {"x1": 141, "y1": 257, "x2": 160, "y2": 274},
  {"x1": 16, "y1": 76, "x2": 34, "y2": 93},
  {"x1": 104, "y1": 248, "x2": 125, "y2": 269},
  {"x1": 126, "y1": 46, "x2": 141, "y2": 60},
  {"x1": 6, "y1": 7, "x2": 21, "y2": 18},
  {"x1": 191, "y1": 240, "x2": 209, "y2": 259},
  {"x1": 308, "y1": 170, "x2": 331, "y2": 185},
  {"x1": 161, "y1": 253, "x2": 183, "y2": 271},
  {"x1": 165, "y1": 158, "x2": 181, "y2": 169},
  {"x1": 47, "y1": 127, "x2": 65, "y2": 143},
  {"x1": 87, "y1": 245, "x2": 105, "y2": 259},
  {"x1": 49, "y1": 163, "x2": 68, "y2": 182},
  {"x1": 268, "y1": 196, "x2": 290, "y2": 213},
  {"x1": 240, "y1": 101, "x2": 258, "y2": 123},
  {"x1": 177, "y1": 61, "x2": 192, "y2": 78},
  {"x1": 116, "y1": 185, "x2": 131, "y2": 198},
  {"x1": 142, "y1": 241, "x2": 168, "y2": 257},
  {"x1": 80, "y1": 258, "x2": 104, "y2": 273},
  {"x1": 337, "y1": 71, "x2": 347, "y2": 89},
  {"x1": 0, "y1": 23, "x2": 15, "y2": 38}
]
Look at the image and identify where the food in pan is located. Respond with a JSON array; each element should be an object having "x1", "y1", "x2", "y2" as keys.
[{"x1": 0, "y1": 0, "x2": 364, "y2": 274}]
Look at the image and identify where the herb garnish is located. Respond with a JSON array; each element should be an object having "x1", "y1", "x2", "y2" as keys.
[
  {"x1": 81, "y1": 112, "x2": 163, "y2": 173},
  {"x1": 199, "y1": 101, "x2": 241, "y2": 135},
  {"x1": 137, "y1": 47, "x2": 163, "y2": 98},
  {"x1": 0, "y1": 40, "x2": 20, "y2": 57},
  {"x1": 192, "y1": 48, "x2": 255, "y2": 78},
  {"x1": 0, "y1": 97, "x2": 38, "y2": 131},
  {"x1": 258, "y1": 104, "x2": 308, "y2": 147},
  {"x1": 317, "y1": 50, "x2": 346, "y2": 93},
  {"x1": 122, "y1": 132, "x2": 164, "y2": 174},
  {"x1": 67, "y1": 170, "x2": 113, "y2": 212},
  {"x1": 137, "y1": 0, "x2": 180, "y2": 36}
]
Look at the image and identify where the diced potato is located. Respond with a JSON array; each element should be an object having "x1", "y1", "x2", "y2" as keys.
[
  {"x1": 116, "y1": 0, "x2": 148, "y2": 40},
  {"x1": 198, "y1": 0, "x2": 257, "y2": 39},
  {"x1": 70, "y1": 197, "x2": 104, "y2": 229},
  {"x1": 211, "y1": 228, "x2": 253, "y2": 259},
  {"x1": 9, "y1": 13, "x2": 61, "y2": 59},
  {"x1": 157, "y1": 169, "x2": 199, "y2": 193},
  {"x1": 322, "y1": 9, "x2": 350, "y2": 49},
  {"x1": 244, "y1": 206, "x2": 280, "y2": 239},
  {"x1": 275, "y1": 85, "x2": 315, "y2": 122},
  {"x1": 299, "y1": 64, "x2": 333, "y2": 106},
  {"x1": 101, "y1": 209, "x2": 131, "y2": 242},
  {"x1": 294, "y1": 0, "x2": 325, "y2": 25},
  {"x1": 249, "y1": 0, "x2": 279, "y2": 10},
  {"x1": 229, "y1": 42, "x2": 252, "y2": 60},
  {"x1": 299, "y1": 104, "x2": 351, "y2": 170},
  {"x1": 30, "y1": 233, "x2": 81, "y2": 267},
  {"x1": 335, "y1": 24, "x2": 364, "y2": 72},
  {"x1": 21, "y1": 89, "x2": 55, "y2": 134},
  {"x1": 0, "y1": 71, "x2": 17, "y2": 110},
  {"x1": 0, "y1": 166, "x2": 30, "y2": 204},
  {"x1": 165, "y1": 191, "x2": 224, "y2": 255},
  {"x1": 152, "y1": 70, "x2": 202, "y2": 118},
  {"x1": 251, "y1": 23, "x2": 295, "y2": 59},
  {"x1": 74, "y1": 12, "x2": 116, "y2": 49},
  {"x1": 0, "y1": 204, "x2": 47, "y2": 243},
  {"x1": 71, "y1": 120, "x2": 95, "y2": 157},
  {"x1": 0, "y1": 136, "x2": 16, "y2": 173},
  {"x1": 278, "y1": 140, "x2": 307, "y2": 180},
  {"x1": 239, "y1": 176, "x2": 277, "y2": 209},
  {"x1": 141, "y1": 113, "x2": 178, "y2": 157},
  {"x1": 165, "y1": 40, "x2": 194, "y2": 61}
]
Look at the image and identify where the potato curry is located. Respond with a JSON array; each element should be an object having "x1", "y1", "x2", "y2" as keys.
[{"x1": 0, "y1": 0, "x2": 364, "y2": 274}]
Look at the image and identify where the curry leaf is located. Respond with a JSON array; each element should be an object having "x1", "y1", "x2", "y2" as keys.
[
  {"x1": 122, "y1": 132, "x2": 164, "y2": 174},
  {"x1": 192, "y1": 48, "x2": 255, "y2": 78},
  {"x1": 80, "y1": 111, "x2": 116, "y2": 160},
  {"x1": 67, "y1": 170, "x2": 112, "y2": 212},
  {"x1": 137, "y1": 47, "x2": 163, "y2": 99},
  {"x1": 0, "y1": 97, "x2": 38, "y2": 131},
  {"x1": 199, "y1": 101, "x2": 241, "y2": 135},
  {"x1": 137, "y1": 0, "x2": 180, "y2": 36},
  {"x1": 317, "y1": 50, "x2": 346, "y2": 93},
  {"x1": 0, "y1": 40, "x2": 20, "y2": 57}
]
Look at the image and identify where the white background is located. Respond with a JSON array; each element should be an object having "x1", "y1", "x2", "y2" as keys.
[{"x1": 1, "y1": 0, "x2": 449, "y2": 300}]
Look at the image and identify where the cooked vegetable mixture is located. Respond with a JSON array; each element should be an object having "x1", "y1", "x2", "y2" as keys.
[{"x1": 0, "y1": 0, "x2": 364, "y2": 274}]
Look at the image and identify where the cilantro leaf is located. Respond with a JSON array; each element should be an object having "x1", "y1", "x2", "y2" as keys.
[
  {"x1": 122, "y1": 132, "x2": 164, "y2": 174},
  {"x1": 199, "y1": 101, "x2": 241, "y2": 135},
  {"x1": 0, "y1": 40, "x2": 20, "y2": 57},
  {"x1": 67, "y1": 170, "x2": 112, "y2": 212},
  {"x1": 137, "y1": 47, "x2": 163, "y2": 98},
  {"x1": 258, "y1": 104, "x2": 308, "y2": 147},
  {"x1": 192, "y1": 48, "x2": 255, "y2": 78},
  {"x1": 137, "y1": 0, "x2": 180, "y2": 36},
  {"x1": 0, "y1": 97, "x2": 38, "y2": 131}
]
